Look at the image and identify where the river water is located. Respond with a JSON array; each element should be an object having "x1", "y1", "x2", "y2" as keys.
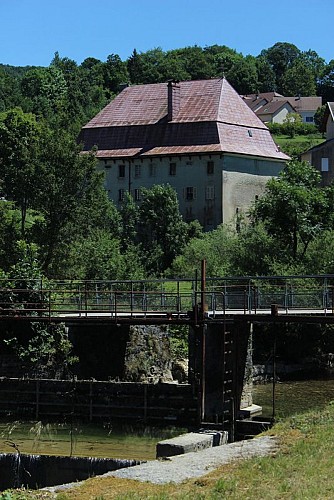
[
  {"x1": 253, "y1": 378, "x2": 334, "y2": 418},
  {"x1": 0, "y1": 422, "x2": 185, "y2": 460}
]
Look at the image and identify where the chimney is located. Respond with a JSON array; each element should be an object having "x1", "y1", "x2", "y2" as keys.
[{"x1": 167, "y1": 80, "x2": 180, "y2": 121}]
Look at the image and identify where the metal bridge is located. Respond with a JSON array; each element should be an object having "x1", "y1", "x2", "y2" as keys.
[{"x1": 1, "y1": 274, "x2": 334, "y2": 324}]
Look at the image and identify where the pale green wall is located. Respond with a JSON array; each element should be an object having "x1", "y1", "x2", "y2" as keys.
[{"x1": 99, "y1": 153, "x2": 285, "y2": 230}]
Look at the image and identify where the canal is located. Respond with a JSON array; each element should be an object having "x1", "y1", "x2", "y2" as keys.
[
  {"x1": 0, "y1": 421, "x2": 185, "y2": 460},
  {"x1": 1, "y1": 379, "x2": 333, "y2": 461},
  {"x1": 253, "y1": 378, "x2": 334, "y2": 418}
]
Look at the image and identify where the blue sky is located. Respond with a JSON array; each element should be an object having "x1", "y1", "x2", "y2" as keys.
[{"x1": 0, "y1": 0, "x2": 332, "y2": 67}]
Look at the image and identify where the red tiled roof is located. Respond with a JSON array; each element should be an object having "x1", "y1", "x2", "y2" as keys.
[{"x1": 80, "y1": 78, "x2": 289, "y2": 161}]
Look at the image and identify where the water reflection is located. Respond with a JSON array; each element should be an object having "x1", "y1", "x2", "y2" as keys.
[
  {"x1": 0, "y1": 421, "x2": 185, "y2": 460},
  {"x1": 253, "y1": 379, "x2": 334, "y2": 418}
]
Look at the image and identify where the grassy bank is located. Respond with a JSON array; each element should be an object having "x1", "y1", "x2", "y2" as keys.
[
  {"x1": 273, "y1": 133, "x2": 325, "y2": 157},
  {"x1": 3, "y1": 401, "x2": 334, "y2": 499}
]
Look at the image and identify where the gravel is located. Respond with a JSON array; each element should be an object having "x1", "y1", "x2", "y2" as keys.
[
  {"x1": 45, "y1": 435, "x2": 278, "y2": 493},
  {"x1": 103, "y1": 435, "x2": 278, "y2": 484}
]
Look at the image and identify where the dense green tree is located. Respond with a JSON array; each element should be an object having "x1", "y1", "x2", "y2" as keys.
[
  {"x1": 204, "y1": 44, "x2": 242, "y2": 77},
  {"x1": 300, "y1": 50, "x2": 326, "y2": 81},
  {"x1": 314, "y1": 104, "x2": 327, "y2": 131},
  {"x1": 68, "y1": 228, "x2": 145, "y2": 280},
  {"x1": 260, "y1": 42, "x2": 301, "y2": 92},
  {"x1": 20, "y1": 66, "x2": 67, "y2": 117},
  {"x1": 33, "y1": 129, "x2": 118, "y2": 276},
  {"x1": 226, "y1": 55, "x2": 259, "y2": 94},
  {"x1": 170, "y1": 224, "x2": 235, "y2": 278},
  {"x1": 0, "y1": 108, "x2": 43, "y2": 236},
  {"x1": 281, "y1": 60, "x2": 316, "y2": 96},
  {"x1": 317, "y1": 60, "x2": 334, "y2": 102},
  {"x1": 118, "y1": 191, "x2": 139, "y2": 251},
  {"x1": 255, "y1": 56, "x2": 277, "y2": 92},
  {"x1": 103, "y1": 53, "x2": 129, "y2": 94},
  {"x1": 138, "y1": 184, "x2": 194, "y2": 275},
  {"x1": 249, "y1": 160, "x2": 332, "y2": 261},
  {"x1": 0, "y1": 68, "x2": 21, "y2": 111}
]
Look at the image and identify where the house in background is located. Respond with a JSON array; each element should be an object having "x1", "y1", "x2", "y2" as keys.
[
  {"x1": 301, "y1": 102, "x2": 334, "y2": 185},
  {"x1": 243, "y1": 93, "x2": 322, "y2": 125},
  {"x1": 79, "y1": 78, "x2": 289, "y2": 230}
]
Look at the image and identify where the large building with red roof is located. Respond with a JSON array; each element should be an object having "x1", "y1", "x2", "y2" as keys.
[{"x1": 80, "y1": 78, "x2": 289, "y2": 229}]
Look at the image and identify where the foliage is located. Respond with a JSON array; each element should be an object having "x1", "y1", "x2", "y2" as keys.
[
  {"x1": 138, "y1": 184, "x2": 197, "y2": 275},
  {"x1": 170, "y1": 224, "x2": 236, "y2": 278},
  {"x1": 267, "y1": 121, "x2": 318, "y2": 136},
  {"x1": 0, "y1": 108, "x2": 43, "y2": 236},
  {"x1": 5, "y1": 323, "x2": 78, "y2": 377},
  {"x1": 314, "y1": 104, "x2": 327, "y2": 130},
  {"x1": 249, "y1": 160, "x2": 333, "y2": 262}
]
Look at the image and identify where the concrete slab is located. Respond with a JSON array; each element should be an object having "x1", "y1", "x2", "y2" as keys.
[{"x1": 156, "y1": 430, "x2": 227, "y2": 458}]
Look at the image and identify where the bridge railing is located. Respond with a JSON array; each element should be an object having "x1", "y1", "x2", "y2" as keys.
[
  {"x1": 0, "y1": 275, "x2": 333, "y2": 320},
  {"x1": 205, "y1": 275, "x2": 334, "y2": 316}
]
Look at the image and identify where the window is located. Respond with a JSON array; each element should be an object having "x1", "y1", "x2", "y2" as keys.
[
  {"x1": 306, "y1": 116, "x2": 314, "y2": 123},
  {"x1": 118, "y1": 189, "x2": 125, "y2": 201},
  {"x1": 248, "y1": 129, "x2": 253, "y2": 137},
  {"x1": 205, "y1": 186, "x2": 215, "y2": 200},
  {"x1": 118, "y1": 164, "x2": 125, "y2": 178},
  {"x1": 321, "y1": 158, "x2": 329, "y2": 172},
  {"x1": 169, "y1": 163, "x2": 176, "y2": 176},
  {"x1": 149, "y1": 164, "x2": 156, "y2": 177},
  {"x1": 185, "y1": 186, "x2": 197, "y2": 200},
  {"x1": 207, "y1": 161, "x2": 214, "y2": 175},
  {"x1": 135, "y1": 164, "x2": 141, "y2": 177},
  {"x1": 134, "y1": 188, "x2": 141, "y2": 201}
]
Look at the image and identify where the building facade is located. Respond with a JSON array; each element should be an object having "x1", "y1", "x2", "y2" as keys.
[
  {"x1": 301, "y1": 102, "x2": 334, "y2": 186},
  {"x1": 80, "y1": 78, "x2": 289, "y2": 230}
]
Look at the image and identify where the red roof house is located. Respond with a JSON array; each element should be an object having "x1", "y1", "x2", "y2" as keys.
[{"x1": 80, "y1": 78, "x2": 289, "y2": 229}]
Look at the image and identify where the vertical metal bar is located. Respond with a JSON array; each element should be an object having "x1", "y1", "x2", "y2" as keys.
[
  {"x1": 84, "y1": 282, "x2": 88, "y2": 317},
  {"x1": 177, "y1": 280, "x2": 180, "y2": 317},
  {"x1": 89, "y1": 380, "x2": 93, "y2": 422},
  {"x1": 201, "y1": 260, "x2": 206, "y2": 319},
  {"x1": 48, "y1": 290, "x2": 52, "y2": 320},
  {"x1": 272, "y1": 327, "x2": 276, "y2": 420},
  {"x1": 253, "y1": 285, "x2": 257, "y2": 314},
  {"x1": 144, "y1": 384, "x2": 148, "y2": 423},
  {"x1": 201, "y1": 324, "x2": 207, "y2": 422},
  {"x1": 114, "y1": 291, "x2": 118, "y2": 323},
  {"x1": 36, "y1": 379, "x2": 40, "y2": 419}
]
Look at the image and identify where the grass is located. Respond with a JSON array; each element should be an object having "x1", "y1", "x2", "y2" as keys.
[
  {"x1": 273, "y1": 133, "x2": 325, "y2": 157},
  {"x1": 3, "y1": 402, "x2": 334, "y2": 499}
]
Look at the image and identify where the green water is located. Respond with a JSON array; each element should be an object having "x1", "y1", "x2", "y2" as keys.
[
  {"x1": 0, "y1": 421, "x2": 185, "y2": 460},
  {"x1": 253, "y1": 379, "x2": 334, "y2": 419}
]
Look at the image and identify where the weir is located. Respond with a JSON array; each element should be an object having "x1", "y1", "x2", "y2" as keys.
[{"x1": 0, "y1": 453, "x2": 140, "y2": 490}]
